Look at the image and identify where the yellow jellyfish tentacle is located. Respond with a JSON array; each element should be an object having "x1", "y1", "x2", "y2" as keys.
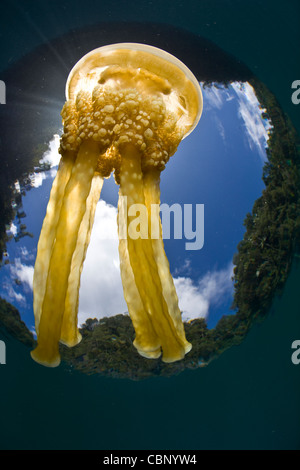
[
  {"x1": 33, "y1": 150, "x2": 76, "y2": 336},
  {"x1": 117, "y1": 188, "x2": 162, "y2": 359},
  {"x1": 60, "y1": 173, "x2": 104, "y2": 347},
  {"x1": 119, "y1": 143, "x2": 187, "y2": 363},
  {"x1": 143, "y1": 169, "x2": 192, "y2": 354},
  {"x1": 30, "y1": 140, "x2": 100, "y2": 367}
]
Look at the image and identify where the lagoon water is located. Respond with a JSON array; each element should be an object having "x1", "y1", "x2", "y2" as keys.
[{"x1": 0, "y1": 0, "x2": 299, "y2": 450}]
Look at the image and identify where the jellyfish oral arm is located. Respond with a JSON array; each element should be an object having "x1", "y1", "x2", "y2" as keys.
[
  {"x1": 60, "y1": 173, "x2": 103, "y2": 347},
  {"x1": 118, "y1": 184, "x2": 162, "y2": 358},
  {"x1": 31, "y1": 140, "x2": 101, "y2": 367},
  {"x1": 32, "y1": 151, "x2": 76, "y2": 337},
  {"x1": 143, "y1": 169, "x2": 192, "y2": 354},
  {"x1": 118, "y1": 144, "x2": 188, "y2": 362}
]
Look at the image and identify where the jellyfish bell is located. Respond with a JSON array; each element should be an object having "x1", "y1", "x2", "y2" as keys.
[
  {"x1": 66, "y1": 43, "x2": 202, "y2": 136},
  {"x1": 30, "y1": 43, "x2": 203, "y2": 367}
]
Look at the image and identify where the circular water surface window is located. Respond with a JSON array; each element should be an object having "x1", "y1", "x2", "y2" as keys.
[{"x1": 0, "y1": 23, "x2": 299, "y2": 379}]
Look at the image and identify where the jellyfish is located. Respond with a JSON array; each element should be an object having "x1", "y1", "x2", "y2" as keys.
[{"x1": 30, "y1": 43, "x2": 203, "y2": 367}]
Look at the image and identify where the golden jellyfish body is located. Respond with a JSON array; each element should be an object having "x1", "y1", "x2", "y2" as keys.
[{"x1": 31, "y1": 43, "x2": 203, "y2": 367}]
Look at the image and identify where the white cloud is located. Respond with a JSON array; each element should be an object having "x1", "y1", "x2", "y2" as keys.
[
  {"x1": 7, "y1": 222, "x2": 17, "y2": 236},
  {"x1": 203, "y1": 81, "x2": 272, "y2": 162},
  {"x1": 10, "y1": 259, "x2": 34, "y2": 291},
  {"x1": 203, "y1": 85, "x2": 224, "y2": 109},
  {"x1": 30, "y1": 327, "x2": 37, "y2": 338},
  {"x1": 198, "y1": 263, "x2": 234, "y2": 304},
  {"x1": 174, "y1": 262, "x2": 234, "y2": 322},
  {"x1": 18, "y1": 245, "x2": 35, "y2": 262},
  {"x1": 2, "y1": 279, "x2": 26, "y2": 304},
  {"x1": 213, "y1": 114, "x2": 226, "y2": 143},
  {"x1": 231, "y1": 81, "x2": 272, "y2": 161},
  {"x1": 78, "y1": 200, "x2": 127, "y2": 325},
  {"x1": 29, "y1": 171, "x2": 47, "y2": 188},
  {"x1": 39, "y1": 134, "x2": 61, "y2": 168},
  {"x1": 203, "y1": 83, "x2": 234, "y2": 110},
  {"x1": 29, "y1": 166, "x2": 58, "y2": 189},
  {"x1": 9, "y1": 288, "x2": 25, "y2": 303},
  {"x1": 29, "y1": 134, "x2": 61, "y2": 188},
  {"x1": 173, "y1": 258, "x2": 192, "y2": 276},
  {"x1": 174, "y1": 276, "x2": 209, "y2": 321}
]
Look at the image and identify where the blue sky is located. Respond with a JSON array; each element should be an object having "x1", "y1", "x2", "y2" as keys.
[{"x1": 0, "y1": 81, "x2": 271, "y2": 334}]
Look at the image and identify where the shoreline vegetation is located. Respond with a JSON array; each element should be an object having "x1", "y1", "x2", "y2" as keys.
[{"x1": 0, "y1": 25, "x2": 299, "y2": 379}]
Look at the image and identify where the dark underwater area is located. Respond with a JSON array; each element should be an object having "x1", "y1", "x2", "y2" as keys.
[
  {"x1": 0, "y1": 1, "x2": 300, "y2": 450},
  {"x1": 1, "y1": 259, "x2": 300, "y2": 449}
]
